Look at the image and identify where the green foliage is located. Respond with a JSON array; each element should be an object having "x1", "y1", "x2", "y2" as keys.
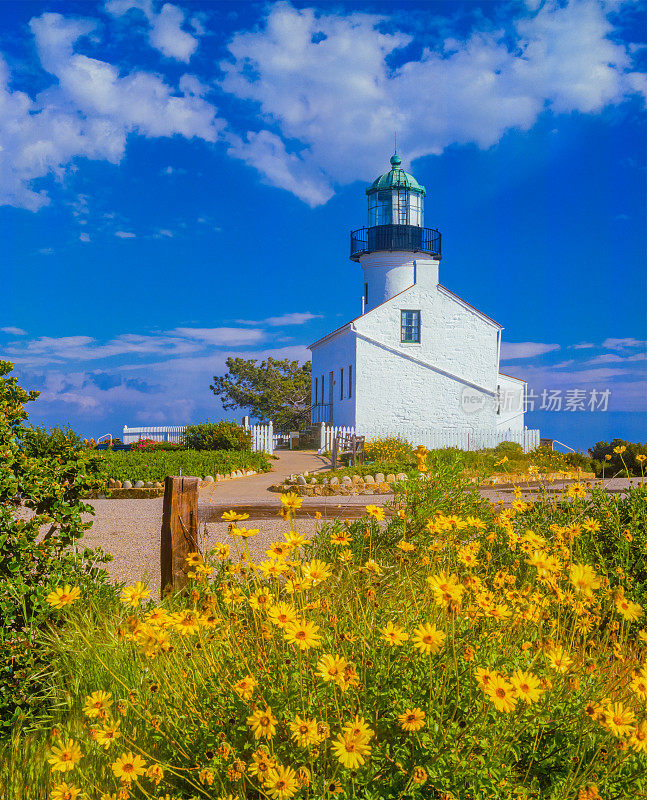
[
  {"x1": 183, "y1": 420, "x2": 251, "y2": 451},
  {"x1": 210, "y1": 356, "x2": 311, "y2": 430},
  {"x1": 589, "y1": 438, "x2": 647, "y2": 477},
  {"x1": 20, "y1": 423, "x2": 83, "y2": 457},
  {"x1": 493, "y1": 440, "x2": 524, "y2": 455},
  {"x1": 99, "y1": 448, "x2": 271, "y2": 483},
  {"x1": 364, "y1": 436, "x2": 414, "y2": 464},
  {"x1": 0, "y1": 361, "x2": 111, "y2": 733}
]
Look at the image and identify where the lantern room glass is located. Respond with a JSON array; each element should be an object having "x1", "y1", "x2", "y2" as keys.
[{"x1": 368, "y1": 187, "x2": 424, "y2": 228}]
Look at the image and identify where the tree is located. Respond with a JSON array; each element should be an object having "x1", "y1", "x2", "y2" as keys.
[{"x1": 210, "y1": 357, "x2": 312, "y2": 430}]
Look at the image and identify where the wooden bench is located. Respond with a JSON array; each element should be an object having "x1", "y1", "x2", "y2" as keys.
[{"x1": 331, "y1": 433, "x2": 365, "y2": 469}]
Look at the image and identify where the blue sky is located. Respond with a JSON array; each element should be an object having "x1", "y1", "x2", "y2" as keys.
[{"x1": 1, "y1": 0, "x2": 645, "y2": 451}]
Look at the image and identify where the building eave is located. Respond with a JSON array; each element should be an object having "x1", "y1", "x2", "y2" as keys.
[{"x1": 498, "y1": 372, "x2": 527, "y2": 383}]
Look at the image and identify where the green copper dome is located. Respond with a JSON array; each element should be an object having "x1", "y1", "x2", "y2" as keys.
[{"x1": 366, "y1": 153, "x2": 426, "y2": 197}]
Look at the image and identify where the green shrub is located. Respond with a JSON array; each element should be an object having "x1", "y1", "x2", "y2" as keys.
[
  {"x1": 493, "y1": 440, "x2": 523, "y2": 455},
  {"x1": 0, "y1": 362, "x2": 111, "y2": 734},
  {"x1": 20, "y1": 424, "x2": 83, "y2": 457},
  {"x1": 99, "y1": 449, "x2": 270, "y2": 483},
  {"x1": 589, "y1": 438, "x2": 647, "y2": 477},
  {"x1": 183, "y1": 420, "x2": 251, "y2": 451}
]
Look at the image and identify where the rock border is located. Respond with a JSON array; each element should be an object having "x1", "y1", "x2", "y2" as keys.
[{"x1": 84, "y1": 470, "x2": 262, "y2": 499}]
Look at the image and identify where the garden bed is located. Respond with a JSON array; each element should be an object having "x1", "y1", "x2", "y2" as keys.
[{"x1": 97, "y1": 449, "x2": 272, "y2": 485}]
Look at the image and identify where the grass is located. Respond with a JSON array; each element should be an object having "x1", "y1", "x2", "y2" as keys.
[{"x1": 3, "y1": 461, "x2": 647, "y2": 799}]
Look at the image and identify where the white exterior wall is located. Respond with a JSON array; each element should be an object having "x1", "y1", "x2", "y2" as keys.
[
  {"x1": 311, "y1": 331, "x2": 357, "y2": 428},
  {"x1": 497, "y1": 374, "x2": 526, "y2": 431},
  {"x1": 359, "y1": 251, "x2": 439, "y2": 312}
]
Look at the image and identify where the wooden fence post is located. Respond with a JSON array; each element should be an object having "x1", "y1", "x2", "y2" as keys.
[{"x1": 160, "y1": 476, "x2": 199, "y2": 594}]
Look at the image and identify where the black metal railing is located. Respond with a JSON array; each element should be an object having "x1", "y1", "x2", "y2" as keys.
[
  {"x1": 350, "y1": 224, "x2": 441, "y2": 261},
  {"x1": 310, "y1": 403, "x2": 332, "y2": 424}
]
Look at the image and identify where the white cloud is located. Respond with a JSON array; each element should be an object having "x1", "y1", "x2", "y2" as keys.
[
  {"x1": 501, "y1": 342, "x2": 561, "y2": 360},
  {"x1": 602, "y1": 337, "x2": 647, "y2": 350},
  {"x1": 0, "y1": 12, "x2": 222, "y2": 211},
  {"x1": 115, "y1": 230, "x2": 136, "y2": 238},
  {"x1": 586, "y1": 352, "x2": 647, "y2": 365},
  {"x1": 171, "y1": 327, "x2": 265, "y2": 345},
  {"x1": 1, "y1": 326, "x2": 27, "y2": 335},
  {"x1": 105, "y1": 1, "x2": 199, "y2": 62},
  {"x1": 236, "y1": 312, "x2": 322, "y2": 326},
  {"x1": 219, "y1": 0, "x2": 646, "y2": 203},
  {"x1": 79, "y1": 231, "x2": 90, "y2": 242},
  {"x1": 570, "y1": 342, "x2": 596, "y2": 349},
  {"x1": 156, "y1": 228, "x2": 174, "y2": 237}
]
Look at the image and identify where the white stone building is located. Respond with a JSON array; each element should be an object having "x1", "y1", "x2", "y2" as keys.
[{"x1": 308, "y1": 152, "x2": 529, "y2": 442}]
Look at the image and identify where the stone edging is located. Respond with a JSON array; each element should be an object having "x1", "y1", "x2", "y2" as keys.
[{"x1": 85, "y1": 469, "x2": 262, "y2": 499}]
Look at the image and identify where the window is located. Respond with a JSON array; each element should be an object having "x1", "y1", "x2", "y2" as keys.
[
  {"x1": 340, "y1": 367, "x2": 344, "y2": 400},
  {"x1": 348, "y1": 364, "x2": 352, "y2": 398},
  {"x1": 364, "y1": 282, "x2": 368, "y2": 306},
  {"x1": 401, "y1": 310, "x2": 421, "y2": 343}
]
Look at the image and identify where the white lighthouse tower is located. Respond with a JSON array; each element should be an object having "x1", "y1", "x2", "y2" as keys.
[{"x1": 308, "y1": 152, "x2": 529, "y2": 444}]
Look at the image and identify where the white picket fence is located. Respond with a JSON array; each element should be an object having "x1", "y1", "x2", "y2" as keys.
[
  {"x1": 122, "y1": 423, "x2": 274, "y2": 454},
  {"x1": 122, "y1": 425, "x2": 185, "y2": 444},
  {"x1": 318, "y1": 425, "x2": 540, "y2": 454}
]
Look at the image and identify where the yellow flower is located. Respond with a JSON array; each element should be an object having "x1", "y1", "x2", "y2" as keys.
[
  {"x1": 398, "y1": 707, "x2": 425, "y2": 732},
  {"x1": 214, "y1": 542, "x2": 231, "y2": 559},
  {"x1": 51, "y1": 784, "x2": 82, "y2": 800},
  {"x1": 364, "y1": 559, "x2": 382, "y2": 575},
  {"x1": 146, "y1": 763, "x2": 164, "y2": 785},
  {"x1": 289, "y1": 716, "x2": 320, "y2": 747},
  {"x1": 83, "y1": 690, "x2": 112, "y2": 719},
  {"x1": 233, "y1": 675, "x2": 258, "y2": 700},
  {"x1": 380, "y1": 621, "x2": 408, "y2": 646},
  {"x1": 545, "y1": 645, "x2": 573, "y2": 672},
  {"x1": 46, "y1": 585, "x2": 81, "y2": 610},
  {"x1": 636, "y1": 454, "x2": 647, "y2": 463},
  {"x1": 120, "y1": 581, "x2": 151, "y2": 607},
  {"x1": 396, "y1": 540, "x2": 415, "y2": 552},
  {"x1": 603, "y1": 701, "x2": 635, "y2": 737},
  {"x1": 221, "y1": 510, "x2": 249, "y2": 521},
  {"x1": 249, "y1": 588, "x2": 272, "y2": 612},
  {"x1": 231, "y1": 526, "x2": 259, "y2": 538},
  {"x1": 284, "y1": 619, "x2": 321, "y2": 650},
  {"x1": 48, "y1": 740, "x2": 82, "y2": 773},
  {"x1": 412, "y1": 766, "x2": 428, "y2": 785},
  {"x1": 570, "y1": 563, "x2": 601, "y2": 595},
  {"x1": 317, "y1": 654, "x2": 348, "y2": 684},
  {"x1": 94, "y1": 722, "x2": 121, "y2": 749},
  {"x1": 247, "y1": 707, "x2": 277, "y2": 740},
  {"x1": 427, "y1": 571, "x2": 464, "y2": 607},
  {"x1": 284, "y1": 530, "x2": 308, "y2": 548},
  {"x1": 185, "y1": 551, "x2": 202, "y2": 566},
  {"x1": 264, "y1": 765, "x2": 298, "y2": 799},
  {"x1": 485, "y1": 674, "x2": 517, "y2": 713},
  {"x1": 281, "y1": 492, "x2": 303, "y2": 510},
  {"x1": 475, "y1": 667, "x2": 495, "y2": 691},
  {"x1": 303, "y1": 559, "x2": 332, "y2": 584},
  {"x1": 111, "y1": 751, "x2": 146, "y2": 782},
  {"x1": 582, "y1": 517, "x2": 601, "y2": 533},
  {"x1": 412, "y1": 623, "x2": 446, "y2": 655},
  {"x1": 330, "y1": 531, "x2": 352, "y2": 546},
  {"x1": 630, "y1": 720, "x2": 647, "y2": 753},
  {"x1": 613, "y1": 445, "x2": 627, "y2": 454},
  {"x1": 616, "y1": 597, "x2": 643, "y2": 622},
  {"x1": 365, "y1": 504, "x2": 385, "y2": 521},
  {"x1": 510, "y1": 670, "x2": 543, "y2": 704},
  {"x1": 331, "y1": 733, "x2": 371, "y2": 769},
  {"x1": 267, "y1": 602, "x2": 298, "y2": 628},
  {"x1": 567, "y1": 484, "x2": 587, "y2": 499},
  {"x1": 630, "y1": 674, "x2": 647, "y2": 700},
  {"x1": 171, "y1": 610, "x2": 200, "y2": 635}
]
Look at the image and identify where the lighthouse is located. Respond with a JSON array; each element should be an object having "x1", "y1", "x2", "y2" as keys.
[{"x1": 308, "y1": 152, "x2": 528, "y2": 443}]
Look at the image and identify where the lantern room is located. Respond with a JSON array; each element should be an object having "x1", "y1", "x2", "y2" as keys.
[{"x1": 366, "y1": 153, "x2": 425, "y2": 227}]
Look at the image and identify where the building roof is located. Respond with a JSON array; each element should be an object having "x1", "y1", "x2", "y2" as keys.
[
  {"x1": 366, "y1": 153, "x2": 426, "y2": 197},
  {"x1": 308, "y1": 282, "x2": 501, "y2": 351}
]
